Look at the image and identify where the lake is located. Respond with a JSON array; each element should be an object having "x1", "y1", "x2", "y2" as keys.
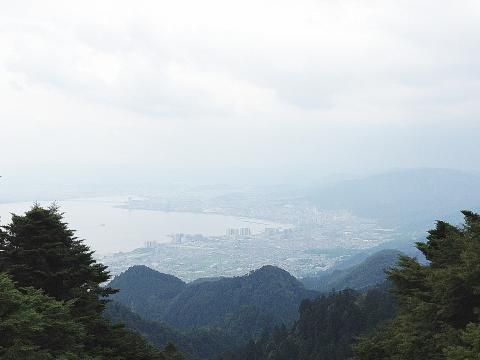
[{"x1": 0, "y1": 197, "x2": 283, "y2": 254}]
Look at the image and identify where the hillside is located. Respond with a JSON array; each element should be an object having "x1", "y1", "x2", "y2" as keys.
[
  {"x1": 219, "y1": 283, "x2": 396, "y2": 360},
  {"x1": 109, "y1": 265, "x2": 318, "y2": 341},
  {"x1": 310, "y1": 168, "x2": 480, "y2": 230},
  {"x1": 164, "y1": 265, "x2": 316, "y2": 330},
  {"x1": 105, "y1": 301, "x2": 234, "y2": 360},
  {"x1": 302, "y1": 249, "x2": 403, "y2": 292},
  {"x1": 109, "y1": 265, "x2": 187, "y2": 319}
]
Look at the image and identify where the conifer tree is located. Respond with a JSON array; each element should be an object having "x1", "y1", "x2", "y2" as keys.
[
  {"x1": 0, "y1": 273, "x2": 86, "y2": 359},
  {"x1": 0, "y1": 204, "x2": 116, "y2": 312},
  {"x1": 0, "y1": 204, "x2": 184, "y2": 359},
  {"x1": 353, "y1": 211, "x2": 480, "y2": 360}
]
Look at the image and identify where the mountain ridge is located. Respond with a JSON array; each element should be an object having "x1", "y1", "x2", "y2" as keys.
[
  {"x1": 109, "y1": 264, "x2": 317, "y2": 340},
  {"x1": 310, "y1": 168, "x2": 480, "y2": 230},
  {"x1": 302, "y1": 249, "x2": 403, "y2": 291}
]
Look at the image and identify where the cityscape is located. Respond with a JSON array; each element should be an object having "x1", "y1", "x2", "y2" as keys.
[{"x1": 100, "y1": 191, "x2": 397, "y2": 281}]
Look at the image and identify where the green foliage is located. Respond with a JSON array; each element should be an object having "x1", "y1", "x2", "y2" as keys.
[
  {"x1": 0, "y1": 273, "x2": 85, "y2": 359},
  {"x1": 0, "y1": 204, "x2": 116, "y2": 314},
  {"x1": 0, "y1": 204, "x2": 184, "y2": 360},
  {"x1": 110, "y1": 265, "x2": 317, "y2": 343},
  {"x1": 353, "y1": 211, "x2": 480, "y2": 360},
  {"x1": 220, "y1": 283, "x2": 395, "y2": 360},
  {"x1": 105, "y1": 300, "x2": 235, "y2": 359},
  {"x1": 165, "y1": 265, "x2": 317, "y2": 337},
  {"x1": 88, "y1": 319, "x2": 179, "y2": 360},
  {"x1": 108, "y1": 265, "x2": 187, "y2": 320},
  {"x1": 444, "y1": 323, "x2": 480, "y2": 359}
]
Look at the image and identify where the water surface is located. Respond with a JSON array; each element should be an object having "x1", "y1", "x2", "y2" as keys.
[{"x1": 0, "y1": 197, "x2": 282, "y2": 254}]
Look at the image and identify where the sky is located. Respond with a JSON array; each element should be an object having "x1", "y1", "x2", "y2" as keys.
[{"x1": 1, "y1": 0, "x2": 480, "y2": 191}]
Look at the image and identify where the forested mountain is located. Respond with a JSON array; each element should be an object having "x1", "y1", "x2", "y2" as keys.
[
  {"x1": 109, "y1": 256, "x2": 410, "y2": 359},
  {"x1": 219, "y1": 283, "x2": 396, "y2": 360},
  {"x1": 109, "y1": 265, "x2": 187, "y2": 319},
  {"x1": 164, "y1": 265, "x2": 317, "y2": 330},
  {"x1": 0, "y1": 205, "x2": 183, "y2": 359},
  {"x1": 311, "y1": 168, "x2": 480, "y2": 230},
  {"x1": 302, "y1": 249, "x2": 403, "y2": 292},
  {"x1": 105, "y1": 301, "x2": 235, "y2": 360},
  {"x1": 110, "y1": 265, "x2": 318, "y2": 342}
]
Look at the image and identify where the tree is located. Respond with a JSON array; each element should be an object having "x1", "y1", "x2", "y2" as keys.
[
  {"x1": 0, "y1": 205, "x2": 185, "y2": 359},
  {"x1": 0, "y1": 204, "x2": 115, "y2": 313},
  {"x1": 219, "y1": 284, "x2": 395, "y2": 360},
  {"x1": 444, "y1": 323, "x2": 480, "y2": 359},
  {"x1": 0, "y1": 273, "x2": 86, "y2": 359},
  {"x1": 353, "y1": 211, "x2": 480, "y2": 360}
]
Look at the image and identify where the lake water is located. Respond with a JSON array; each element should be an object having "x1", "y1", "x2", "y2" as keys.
[{"x1": 0, "y1": 197, "x2": 283, "y2": 254}]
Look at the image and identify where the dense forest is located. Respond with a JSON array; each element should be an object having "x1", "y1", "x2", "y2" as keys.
[
  {"x1": 109, "y1": 264, "x2": 317, "y2": 337},
  {"x1": 105, "y1": 301, "x2": 236, "y2": 360},
  {"x1": 219, "y1": 283, "x2": 395, "y2": 360},
  {"x1": 0, "y1": 205, "x2": 183, "y2": 359}
]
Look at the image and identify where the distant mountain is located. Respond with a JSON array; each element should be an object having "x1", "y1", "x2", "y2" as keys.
[
  {"x1": 302, "y1": 249, "x2": 403, "y2": 292},
  {"x1": 164, "y1": 266, "x2": 316, "y2": 330},
  {"x1": 109, "y1": 265, "x2": 318, "y2": 342},
  {"x1": 310, "y1": 168, "x2": 480, "y2": 230},
  {"x1": 109, "y1": 265, "x2": 186, "y2": 319},
  {"x1": 108, "y1": 259, "x2": 405, "y2": 359}
]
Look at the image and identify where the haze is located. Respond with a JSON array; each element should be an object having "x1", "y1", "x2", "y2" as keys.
[{"x1": 1, "y1": 0, "x2": 480, "y2": 193}]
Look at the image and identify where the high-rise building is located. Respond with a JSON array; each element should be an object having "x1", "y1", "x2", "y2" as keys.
[
  {"x1": 226, "y1": 228, "x2": 251, "y2": 237},
  {"x1": 144, "y1": 240, "x2": 158, "y2": 248},
  {"x1": 239, "y1": 228, "x2": 251, "y2": 236},
  {"x1": 173, "y1": 233, "x2": 184, "y2": 244},
  {"x1": 226, "y1": 228, "x2": 240, "y2": 237}
]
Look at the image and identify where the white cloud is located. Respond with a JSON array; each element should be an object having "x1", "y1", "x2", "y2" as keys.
[{"x1": 0, "y1": 0, "x2": 479, "y2": 185}]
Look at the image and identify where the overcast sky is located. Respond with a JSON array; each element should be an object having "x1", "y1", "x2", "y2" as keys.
[{"x1": 1, "y1": 0, "x2": 480, "y2": 188}]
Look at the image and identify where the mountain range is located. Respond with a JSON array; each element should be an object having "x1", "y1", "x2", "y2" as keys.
[
  {"x1": 310, "y1": 168, "x2": 480, "y2": 230},
  {"x1": 109, "y1": 265, "x2": 316, "y2": 334},
  {"x1": 106, "y1": 249, "x2": 402, "y2": 358},
  {"x1": 302, "y1": 249, "x2": 402, "y2": 292}
]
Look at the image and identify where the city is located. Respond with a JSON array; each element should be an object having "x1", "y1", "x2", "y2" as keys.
[{"x1": 100, "y1": 191, "x2": 396, "y2": 281}]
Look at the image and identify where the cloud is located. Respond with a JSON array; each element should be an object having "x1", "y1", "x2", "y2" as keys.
[
  {"x1": 0, "y1": 0, "x2": 479, "y2": 184},
  {"x1": 3, "y1": 0, "x2": 480, "y2": 118},
  {"x1": 1, "y1": 3, "x2": 280, "y2": 118}
]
